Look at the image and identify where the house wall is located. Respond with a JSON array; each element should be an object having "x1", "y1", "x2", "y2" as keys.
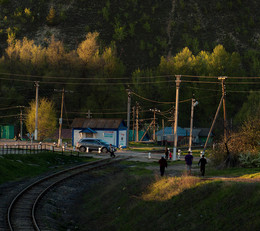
[
  {"x1": 72, "y1": 128, "x2": 127, "y2": 148},
  {"x1": 95, "y1": 130, "x2": 117, "y2": 146},
  {"x1": 119, "y1": 130, "x2": 126, "y2": 148}
]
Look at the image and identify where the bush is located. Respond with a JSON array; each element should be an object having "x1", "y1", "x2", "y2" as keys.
[{"x1": 210, "y1": 116, "x2": 260, "y2": 167}]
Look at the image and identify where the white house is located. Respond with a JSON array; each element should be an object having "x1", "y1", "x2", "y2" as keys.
[{"x1": 71, "y1": 118, "x2": 127, "y2": 148}]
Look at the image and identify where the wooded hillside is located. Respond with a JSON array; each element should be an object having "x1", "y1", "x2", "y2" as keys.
[{"x1": 0, "y1": 0, "x2": 259, "y2": 138}]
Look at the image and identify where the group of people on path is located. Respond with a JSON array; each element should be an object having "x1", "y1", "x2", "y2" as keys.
[{"x1": 158, "y1": 149, "x2": 207, "y2": 177}]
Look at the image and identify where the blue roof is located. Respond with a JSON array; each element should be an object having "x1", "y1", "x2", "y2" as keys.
[
  {"x1": 79, "y1": 128, "x2": 97, "y2": 133},
  {"x1": 156, "y1": 127, "x2": 189, "y2": 136}
]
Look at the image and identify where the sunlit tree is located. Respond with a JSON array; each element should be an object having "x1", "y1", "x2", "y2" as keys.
[
  {"x1": 77, "y1": 32, "x2": 100, "y2": 68},
  {"x1": 25, "y1": 98, "x2": 57, "y2": 140},
  {"x1": 46, "y1": 35, "x2": 65, "y2": 67}
]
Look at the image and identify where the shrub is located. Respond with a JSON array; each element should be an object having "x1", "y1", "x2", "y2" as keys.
[{"x1": 210, "y1": 116, "x2": 260, "y2": 167}]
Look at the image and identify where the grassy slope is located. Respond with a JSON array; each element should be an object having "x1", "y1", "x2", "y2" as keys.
[
  {"x1": 1, "y1": 154, "x2": 260, "y2": 230},
  {"x1": 73, "y1": 163, "x2": 260, "y2": 231},
  {"x1": 0, "y1": 152, "x2": 94, "y2": 184}
]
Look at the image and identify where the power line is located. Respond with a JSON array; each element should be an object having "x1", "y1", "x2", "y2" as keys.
[
  {"x1": 0, "y1": 114, "x2": 20, "y2": 118},
  {"x1": 0, "y1": 72, "x2": 130, "y2": 80},
  {"x1": 182, "y1": 74, "x2": 260, "y2": 79},
  {"x1": 0, "y1": 106, "x2": 24, "y2": 111}
]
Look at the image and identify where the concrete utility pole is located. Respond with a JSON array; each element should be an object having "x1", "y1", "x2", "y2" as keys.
[
  {"x1": 218, "y1": 76, "x2": 228, "y2": 142},
  {"x1": 188, "y1": 97, "x2": 198, "y2": 152},
  {"x1": 173, "y1": 75, "x2": 181, "y2": 160},
  {"x1": 58, "y1": 88, "x2": 65, "y2": 147},
  {"x1": 150, "y1": 108, "x2": 160, "y2": 141},
  {"x1": 126, "y1": 89, "x2": 131, "y2": 147},
  {"x1": 34, "y1": 81, "x2": 39, "y2": 141}
]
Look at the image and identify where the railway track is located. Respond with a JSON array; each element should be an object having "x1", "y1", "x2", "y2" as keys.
[{"x1": 6, "y1": 156, "x2": 129, "y2": 231}]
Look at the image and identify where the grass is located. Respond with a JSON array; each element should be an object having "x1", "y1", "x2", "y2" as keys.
[
  {"x1": 0, "y1": 152, "x2": 94, "y2": 184},
  {"x1": 70, "y1": 162, "x2": 260, "y2": 231},
  {"x1": 2, "y1": 153, "x2": 260, "y2": 230},
  {"x1": 206, "y1": 166, "x2": 260, "y2": 178}
]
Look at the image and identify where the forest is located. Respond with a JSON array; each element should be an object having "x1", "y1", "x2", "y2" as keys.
[{"x1": 0, "y1": 0, "x2": 259, "y2": 139}]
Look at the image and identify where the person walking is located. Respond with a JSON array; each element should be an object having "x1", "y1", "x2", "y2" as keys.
[
  {"x1": 185, "y1": 151, "x2": 193, "y2": 175},
  {"x1": 109, "y1": 144, "x2": 116, "y2": 158},
  {"x1": 198, "y1": 155, "x2": 207, "y2": 176},
  {"x1": 169, "y1": 150, "x2": 172, "y2": 160},
  {"x1": 158, "y1": 156, "x2": 167, "y2": 176},
  {"x1": 165, "y1": 147, "x2": 169, "y2": 160}
]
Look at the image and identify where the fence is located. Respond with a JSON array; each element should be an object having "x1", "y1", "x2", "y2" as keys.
[{"x1": 0, "y1": 144, "x2": 77, "y2": 155}]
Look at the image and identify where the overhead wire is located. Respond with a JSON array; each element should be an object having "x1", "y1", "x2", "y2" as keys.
[{"x1": 0, "y1": 72, "x2": 130, "y2": 80}]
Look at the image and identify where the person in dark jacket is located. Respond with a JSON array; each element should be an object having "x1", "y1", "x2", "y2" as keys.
[
  {"x1": 198, "y1": 155, "x2": 207, "y2": 176},
  {"x1": 159, "y1": 156, "x2": 167, "y2": 176},
  {"x1": 165, "y1": 147, "x2": 169, "y2": 160},
  {"x1": 109, "y1": 144, "x2": 115, "y2": 158},
  {"x1": 185, "y1": 151, "x2": 193, "y2": 175}
]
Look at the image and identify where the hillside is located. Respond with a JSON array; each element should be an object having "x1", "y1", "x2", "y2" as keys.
[
  {"x1": 0, "y1": 0, "x2": 259, "y2": 137},
  {"x1": 0, "y1": 0, "x2": 259, "y2": 72}
]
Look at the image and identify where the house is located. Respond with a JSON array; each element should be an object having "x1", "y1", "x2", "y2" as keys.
[
  {"x1": 184, "y1": 128, "x2": 214, "y2": 145},
  {"x1": 71, "y1": 118, "x2": 127, "y2": 148},
  {"x1": 156, "y1": 126, "x2": 188, "y2": 145}
]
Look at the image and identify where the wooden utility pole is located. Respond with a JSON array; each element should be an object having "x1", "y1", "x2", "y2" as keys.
[
  {"x1": 19, "y1": 106, "x2": 23, "y2": 140},
  {"x1": 218, "y1": 76, "x2": 228, "y2": 142},
  {"x1": 173, "y1": 75, "x2": 181, "y2": 160},
  {"x1": 58, "y1": 88, "x2": 65, "y2": 147},
  {"x1": 162, "y1": 119, "x2": 165, "y2": 145},
  {"x1": 202, "y1": 94, "x2": 224, "y2": 154},
  {"x1": 149, "y1": 108, "x2": 160, "y2": 141},
  {"x1": 135, "y1": 103, "x2": 139, "y2": 142},
  {"x1": 132, "y1": 106, "x2": 135, "y2": 141},
  {"x1": 34, "y1": 81, "x2": 39, "y2": 141},
  {"x1": 126, "y1": 89, "x2": 131, "y2": 147}
]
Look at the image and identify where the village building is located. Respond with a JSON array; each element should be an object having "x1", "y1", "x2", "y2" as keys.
[{"x1": 71, "y1": 118, "x2": 127, "y2": 148}]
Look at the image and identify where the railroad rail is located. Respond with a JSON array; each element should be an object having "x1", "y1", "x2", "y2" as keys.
[{"x1": 7, "y1": 156, "x2": 129, "y2": 231}]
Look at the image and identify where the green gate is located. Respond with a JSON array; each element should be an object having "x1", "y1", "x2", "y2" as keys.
[{"x1": 0, "y1": 125, "x2": 15, "y2": 139}]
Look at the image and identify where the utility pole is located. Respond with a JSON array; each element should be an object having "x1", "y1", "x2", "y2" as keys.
[
  {"x1": 19, "y1": 106, "x2": 23, "y2": 140},
  {"x1": 173, "y1": 75, "x2": 181, "y2": 160},
  {"x1": 126, "y1": 89, "x2": 131, "y2": 147},
  {"x1": 34, "y1": 81, "x2": 39, "y2": 141},
  {"x1": 149, "y1": 108, "x2": 160, "y2": 141},
  {"x1": 54, "y1": 88, "x2": 73, "y2": 146},
  {"x1": 162, "y1": 119, "x2": 165, "y2": 145},
  {"x1": 135, "y1": 103, "x2": 139, "y2": 142},
  {"x1": 58, "y1": 88, "x2": 65, "y2": 147},
  {"x1": 202, "y1": 94, "x2": 224, "y2": 155},
  {"x1": 135, "y1": 102, "x2": 140, "y2": 142},
  {"x1": 218, "y1": 76, "x2": 228, "y2": 142},
  {"x1": 188, "y1": 97, "x2": 198, "y2": 152},
  {"x1": 132, "y1": 106, "x2": 135, "y2": 141}
]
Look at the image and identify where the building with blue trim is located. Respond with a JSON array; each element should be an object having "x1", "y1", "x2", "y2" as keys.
[{"x1": 71, "y1": 118, "x2": 127, "y2": 148}]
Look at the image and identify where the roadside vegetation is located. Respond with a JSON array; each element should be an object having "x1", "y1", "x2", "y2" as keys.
[
  {"x1": 0, "y1": 152, "x2": 94, "y2": 184},
  {"x1": 70, "y1": 161, "x2": 260, "y2": 231}
]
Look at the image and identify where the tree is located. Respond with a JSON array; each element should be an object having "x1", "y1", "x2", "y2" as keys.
[
  {"x1": 77, "y1": 32, "x2": 100, "y2": 69},
  {"x1": 46, "y1": 6, "x2": 56, "y2": 26},
  {"x1": 46, "y1": 35, "x2": 65, "y2": 67},
  {"x1": 25, "y1": 98, "x2": 57, "y2": 140},
  {"x1": 234, "y1": 91, "x2": 260, "y2": 126}
]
